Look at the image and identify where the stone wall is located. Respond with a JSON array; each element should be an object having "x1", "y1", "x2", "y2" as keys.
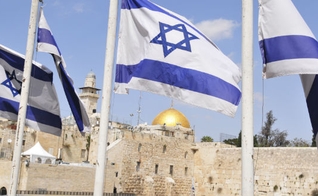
[
  {"x1": 18, "y1": 162, "x2": 95, "y2": 192},
  {"x1": 3, "y1": 122, "x2": 318, "y2": 196},
  {"x1": 193, "y1": 143, "x2": 318, "y2": 196},
  {"x1": 115, "y1": 131, "x2": 195, "y2": 196},
  {"x1": 0, "y1": 161, "x2": 12, "y2": 189}
]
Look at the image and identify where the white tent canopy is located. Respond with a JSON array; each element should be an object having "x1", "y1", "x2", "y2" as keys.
[{"x1": 21, "y1": 142, "x2": 56, "y2": 164}]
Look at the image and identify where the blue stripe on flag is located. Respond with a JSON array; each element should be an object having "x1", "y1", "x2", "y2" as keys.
[
  {"x1": 121, "y1": 0, "x2": 217, "y2": 48},
  {"x1": 260, "y1": 35, "x2": 318, "y2": 64},
  {"x1": 0, "y1": 48, "x2": 53, "y2": 82},
  {"x1": 306, "y1": 75, "x2": 318, "y2": 137},
  {"x1": 0, "y1": 97, "x2": 61, "y2": 128},
  {"x1": 115, "y1": 59, "x2": 241, "y2": 105},
  {"x1": 38, "y1": 28, "x2": 61, "y2": 55},
  {"x1": 37, "y1": 9, "x2": 90, "y2": 132},
  {"x1": 58, "y1": 63, "x2": 84, "y2": 131}
]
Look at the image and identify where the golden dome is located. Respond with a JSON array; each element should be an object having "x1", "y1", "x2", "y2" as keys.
[{"x1": 152, "y1": 108, "x2": 190, "y2": 128}]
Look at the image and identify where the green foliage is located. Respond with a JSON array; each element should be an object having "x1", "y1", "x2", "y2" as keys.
[
  {"x1": 288, "y1": 138, "x2": 310, "y2": 147},
  {"x1": 312, "y1": 131, "x2": 317, "y2": 147},
  {"x1": 85, "y1": 134, "x2": 91, "y2": 162},
  {"x1": 223, "y1": 138, "x2": 239, "y2": 146},
  {"x1": 257, "y1": 110, "x2": 289, "y2": 147},
  {"x1": 201, "y1": 136, "x2": 213, "y2": 142},
  {"x1": 223, "y1": 131, "x2": 258, "y2": 147},
  {"x1": 86, "y1": 134, "x2": 91, "y2": 150}
]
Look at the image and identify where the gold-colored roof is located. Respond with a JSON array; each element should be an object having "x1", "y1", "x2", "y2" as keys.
[{"x1": 152, "y1": 108, "x2": 190, "y2": 128}]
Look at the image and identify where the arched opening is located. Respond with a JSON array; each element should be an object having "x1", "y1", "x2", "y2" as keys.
[
  {"x1": 36, "y1": 157, "x2": 42, "y2": 163},
  {"x1": 45, "y1": 159, "x2": 52, "y2": 164},
  {"x1": 0, "y1": 187, "x2": 7, "y2": 195}
]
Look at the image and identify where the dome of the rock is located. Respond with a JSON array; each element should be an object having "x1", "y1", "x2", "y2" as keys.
[{"x1": 152, "y1": 108, "x2": 190, "y2": 128}]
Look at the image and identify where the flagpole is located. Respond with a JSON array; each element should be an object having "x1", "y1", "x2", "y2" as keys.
[
  {"x1": 93, "y1": 0, "x2": 119, "y2": 195},
  {"x1": 241, "y1": 0, "x2": 254, "y2": 195},
  {"x1": 8, "y1": 0, "x2": 40, "y2": 195}
]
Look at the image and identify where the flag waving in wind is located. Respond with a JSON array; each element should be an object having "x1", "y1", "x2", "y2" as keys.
[
  {"x1": 259, "y1": 0, "x2": 318, "y2": 79},
  {"x1": 258, "y1": 0, "x2": 318, "y2": 143},
  {"x1": 0, "y1": 44, "x2": 61, "y2": 136},
  {"x1": 114, "y1": 0, "x2": 242, "y2": 117},
  {"x1": 37, "y1": 9, "x2": 90, "y2": 132}
]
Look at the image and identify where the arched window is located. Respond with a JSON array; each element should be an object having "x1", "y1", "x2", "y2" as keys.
[
  {"x1": 184, "y1": 151, "x2": 188, "y2": 159},
  {"x1": 163, "y1": 145, "x2": 167, "y2": 153},
  {"x1": 0, "y1": 187, "x2": 7, "y2": 195}
]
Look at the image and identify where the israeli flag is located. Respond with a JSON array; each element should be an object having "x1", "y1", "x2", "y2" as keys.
[
  {"x1": 259, "y1": 0, "x2": 318, "y2": 143},
  {"x1": 0, "y1": 44, "x2": 61, "y2": 136},
  {"x1": 259, "y1": 0, "x2": 318, "y2": 79},
  {"x1": 37, "y1": 9, "x2": 90, "y2": 132},
  {"x1": 115, "y1": 0, "x2": 242, "y2": 117}
]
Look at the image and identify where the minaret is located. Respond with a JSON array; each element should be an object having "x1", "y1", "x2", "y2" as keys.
[{"x1": 79, "y1": 71, "x2": 100, "y2": 117}]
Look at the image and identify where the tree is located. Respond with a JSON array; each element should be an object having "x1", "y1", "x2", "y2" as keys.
[
  {"x1": 85, "y1": 134, "x2": 91, "y2": 162},
  {"x1": 223, "y1": 131, "x2": 258, "y2": 147},
  {"x1": 288, "y1": 138, "x2": 310, "y2": 147},
  {"x1": 271, "y1": 130, "x2": 289, "y2": 147},
  {"x1": 223, "y1": 138, "x2": 239, "y2": 146},
  {"x1": 257, "y1": 110, "x2": 289, "y2": 147},
  {"x1": 223, "y1": 131, "x2": 241, "y2": 147},
  {"x1": 201, "y1": 136, "x2": 213, "y2": 142},
  {"x1": 311, "y1": 130, "x2": 317, "y2": 147}
]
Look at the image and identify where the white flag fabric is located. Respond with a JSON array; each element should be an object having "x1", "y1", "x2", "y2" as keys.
[
  {"x1": 259, "y1": 0, "x2": 318, "y2": 144},
  {"x1": 37, "y1": 9, "x2": 90, "y2": 133},
  {"x1": 115, "y1": 0, "x2": 242, "y2": 117},
  {"x1": 0, "y1": 44, "x2": 61, "y2": 136},
  {"x1": 259, "y1": 0, "x2": 318, "y2": 79}
]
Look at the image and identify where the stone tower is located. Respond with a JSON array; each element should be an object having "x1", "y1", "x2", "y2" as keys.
[{"x1": 78, "y1": 71, "x2": 100, "y2": 117}]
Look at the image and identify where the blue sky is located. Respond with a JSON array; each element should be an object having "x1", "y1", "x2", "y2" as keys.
[{"x1": 1, "y1": 0, "x2": 317, "y2": 143}]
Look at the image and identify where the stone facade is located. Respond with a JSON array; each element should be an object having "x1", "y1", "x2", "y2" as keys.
[
  {"x1": 193, "y1": 143, "x2": 318, "y2": 195},
  {"x1": 2, "y1": 123, "x2": 318, "y2": 195}
]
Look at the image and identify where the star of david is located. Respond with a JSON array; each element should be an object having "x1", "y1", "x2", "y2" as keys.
[
  {"x1": 1, "y1": 70, "x2": 22, "y2": 97},
  {"x1": 150, "y1": 22, "x2": 199, "y2": 57}
]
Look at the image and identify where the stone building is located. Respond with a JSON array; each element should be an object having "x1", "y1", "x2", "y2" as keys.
[{"x1": 1, "y1": 72, "x2": 318, "y2": 195}]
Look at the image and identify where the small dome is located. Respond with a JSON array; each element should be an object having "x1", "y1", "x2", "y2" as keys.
[
  {"x1": 86, "y1": 71, "x2": 96, "y2": 79},
  {"x1": 152, "y1": 108, "x2": 190, "y2": 128}
]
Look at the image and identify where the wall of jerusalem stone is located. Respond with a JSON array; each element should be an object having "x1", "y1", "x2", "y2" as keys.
[
  {"x1": 2, "y1": 126, "x2": 318, "y2": 196},
  {"x1": 18, "y1": 163, "x2": 95, "y2": 192},
  {"x1": 193, "y1": 143, "x2": 318, "y2": 196},
  {"x1": 106, "y1": 131, "x2": 195, "y2": 196}
]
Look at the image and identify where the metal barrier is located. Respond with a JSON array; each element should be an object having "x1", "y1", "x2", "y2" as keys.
[{"x1": 16, "y1": 190, "x2": 135, "y2": 196}]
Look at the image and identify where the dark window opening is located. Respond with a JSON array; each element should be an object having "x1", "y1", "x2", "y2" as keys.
[
  {"x1": 136, "y1": 161, "x2": 141, "y2": 172},
  {"x1": 0, "y1": 187, "x2": 7, "y2": 195},
  {"x1": 155, "y1": 164, "x2": 159, "y2": 174},
  {"x1": 169, "y1": 165, "x2": 173, "y2": 176}
]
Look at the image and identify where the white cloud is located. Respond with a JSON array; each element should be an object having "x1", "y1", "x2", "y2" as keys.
[
  {"x1": 52, "y1": 1, "x2": 61, "y2": 7},
  {"x1": 73, "y1": 3, "x2": 85, "y2": 13},
  {"x1": 195, "y1": 18, "x2": 239, "y2": 41},
  {"x1": 254, "y1": 92, "x2": 264, "y2": 104}
]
